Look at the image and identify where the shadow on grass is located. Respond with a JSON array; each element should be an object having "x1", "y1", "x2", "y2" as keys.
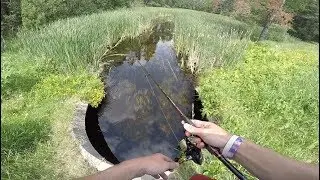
[{"x1": 1, "y1": 118, "x2": 51, "y2": 156}]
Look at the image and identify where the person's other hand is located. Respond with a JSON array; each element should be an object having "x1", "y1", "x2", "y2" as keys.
[
  {"x1": 182, "y1": 120, "x2": 231, "y2": 150},
  {"x1": 129, "y1": 153, "x2": 179, "y2": 179}
]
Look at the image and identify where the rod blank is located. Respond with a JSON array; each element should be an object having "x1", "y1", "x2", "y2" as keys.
[{"x1": 137, "y1": 61, "x2": 246, "y2": 180}]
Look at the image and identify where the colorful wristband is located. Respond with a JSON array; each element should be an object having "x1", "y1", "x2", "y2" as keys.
[{"x1": 222, "y1": 135, "x2": 243, "y2": 159}]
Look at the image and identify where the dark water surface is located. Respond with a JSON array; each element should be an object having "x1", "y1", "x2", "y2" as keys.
[{"x1": 93, "y1": 22, "x2": 196, "y2": 162}]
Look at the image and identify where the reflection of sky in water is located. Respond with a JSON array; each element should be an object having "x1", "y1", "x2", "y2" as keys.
[{"x1": 98, "y1": 40, "x2": 194, "y2": 162}]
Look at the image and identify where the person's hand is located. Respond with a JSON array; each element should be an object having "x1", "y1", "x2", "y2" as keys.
[
  {"x1": 182, "y1": 120, "x2": 232, "y2": 150},
  {"x1": 127, "y1": 153, "x2": 179, "y2": 179}
]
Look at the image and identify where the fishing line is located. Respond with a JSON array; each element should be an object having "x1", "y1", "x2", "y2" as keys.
[
  {"x1": 143, "y1": 65, "x2": 180, "y2": 144},
  {"x1": 136, "y1": 59, "x2": 247, "y2": 180}
]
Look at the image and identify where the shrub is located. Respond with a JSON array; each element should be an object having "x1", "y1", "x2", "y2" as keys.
[
  {"x1": 30, "y1": 73, "x2": 104, "y2": 107},
  {"x1": 21, "y1": 0, "x2": 133, "y2": 28},
  {"x1": 288, "y1": 14, "x2": 319, "y2": 42},
  {"x1": 146, "y1": 0, "x2": 213, "y2": 12},
  {"x1": 287, "y1": 1, "x2": 319, "y2": 42},
  {"x1": 250, "y1": 23, "x2": 293, "y2": 42},
  {"x1": 1, "y1": 53, "x2": 58, "y2": 100},
  {"x1": 1, "y1": 0, "x2": 22, "y2": 37}
]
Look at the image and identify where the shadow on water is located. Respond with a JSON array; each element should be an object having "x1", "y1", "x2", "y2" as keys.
[{"x1": 86, "y1": 20, "x2": 207, "y2": 164}]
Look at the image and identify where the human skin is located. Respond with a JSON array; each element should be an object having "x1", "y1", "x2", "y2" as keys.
[
  {"x1": 79, "y1": 153, "x2": 178, "y2": 180},
  {"x1": 79, "y1": 120, "x2": 319, "y2": 180},
  {"x1": 183, "y1": 120, "x2": 319, "y2": 180}
]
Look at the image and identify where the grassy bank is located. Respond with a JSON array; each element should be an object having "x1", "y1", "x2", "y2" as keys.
[
  {"x1": 1, "y1": 7, "x2": 251, "y2": 179},
  {"x1": 1, "y1": 6, "x2": 318, "y2": 180},
  {"x1": 197, "y1": 42, "x2": 319, "y2": 179}
]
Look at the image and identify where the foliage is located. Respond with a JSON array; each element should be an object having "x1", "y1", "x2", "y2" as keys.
[
  {"x1": 288, "y1": 0, "x2": 319, "y2": 42},
  {"x1": 1, "y1": 53, "x2": 57, "y2": 99},
  {"x1": 1, "y1": 0, "x2": 22, "y2": 37},
  {"x1": 285, "y1": 0, "x2": 317, "y2": 13},
  {"x1": 1, "y1": 98, "x2": 96, "y2": 179},
  {"x1": 21, "y1": 0, "x2": 133, "y2": 28},
  {"x1": 31, "y1": 73, "x2": 104, "y2": 107},
  {"x1": 198, "y1": 43, "x2": 319, "y2": 178},
  {"x1": 1, "y1": 8, "x2": 251, "y2": 179},
  {"x1": 145, "y1": 0, "x2": 213, "y2": 12},
  {"x1": 7, "y1": 7, "x2": 252, "y2": 74},
  {"x1": 212, "y1": 0, "x2": 295, "y2": 41},
  {"x1": 1, "y1": 67, "x2": 103, "y2": 179},
  {"x1": 1, "y1": 7, "x2": 318, "y2": 180},
  {"x1": 231, "y1": 0, "x2": 252, "y2": 21},
  {"x1": 250, "y1": 23, "x2": 294, "y2": 42}
]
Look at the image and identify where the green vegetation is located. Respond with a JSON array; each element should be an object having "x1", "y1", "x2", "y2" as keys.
[
  {"x1": 5, "y1": 7, "x2": 252, "y2": 75},
  {"x1": 1, "y1": 7, "x2": 251, "y2": 179},
  {"x1": 197, "y1": 42, "x2": 319, "y2": 179},
  {"x1": 21, "y1": 0, "x2": 133, "y2": 28},
  {"x1": 146, "y1": 0, "x2": 213, "y2": 12},
  {"x1": 288, "y1": 1, "x2": 319, "y2": 42},
  {"x1": 1, "y1": 5, "x2": 318, "y2": 180},
  {"x1": 1, "y1": 98, "x2": 97, "y2": 179}
]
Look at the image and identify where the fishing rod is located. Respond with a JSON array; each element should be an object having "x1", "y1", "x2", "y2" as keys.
[{"x1": 137, "y1": 61, "x2": 246, "y2": 180}]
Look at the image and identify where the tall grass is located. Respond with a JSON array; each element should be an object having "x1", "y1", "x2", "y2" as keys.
[
  {"x1": 1, "y1": 7, "x2": 252, "y2": 179},
  {"x1": 2, "y1": 7, "x2": 317, "y2": 180},
  {"x1": 5, "y1": 7, "x2": 251, "y2": 74}
]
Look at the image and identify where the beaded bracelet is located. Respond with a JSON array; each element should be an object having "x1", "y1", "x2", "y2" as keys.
[{"x1": 222, "y1": 135, "x2": 243, "y2": 159}]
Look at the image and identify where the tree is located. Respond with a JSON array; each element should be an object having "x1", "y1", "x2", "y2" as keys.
[
  {"x1": 231, "y1": 0, "x2": 251, "y2": 21},
  {"x1": 1, "y1": 0, "x2": 22, "y2": 37},
  {"x1": 288, "y1": 0, "x2": 319, "y2": 42},
  {"x1": 258, "y1": 0, "x2": 289, "y2": 41},
  {"x1": 212, "y1": 0, "x2": 222, "y2": 13}
]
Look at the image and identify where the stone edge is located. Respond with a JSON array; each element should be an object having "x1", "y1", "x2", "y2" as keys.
[{"x1": 71, "y1": 102, "x2": 174, "y2": 180}]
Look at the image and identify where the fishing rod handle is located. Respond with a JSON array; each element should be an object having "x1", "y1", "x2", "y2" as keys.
[
  {"x1": 205, "y1": 145, "x2": 246, "y2": 180},
  {"x1": 185, "y1": 119, "x2": 246, "y2": 179}
]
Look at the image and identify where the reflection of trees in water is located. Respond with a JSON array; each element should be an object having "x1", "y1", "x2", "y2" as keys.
[
  {"x1": 109, "y1": 79, "x2": 136, "y2": 100},
  {"x1": 160, "y1": 77, "x2": 192, "y2": 107},
  {"x1": 118, "y1": 116, "x2": 148, "y2": 142},
  {"x1": 105, "y1": 32, "x2": 157, "y2": 65},
  {"x1": 134, "y1": 89, "x2": 153, "y2": 121},
  {"x1": 151, "y1": 77, "x2": 192, "y2": 125},
  {"x1": 98, "y1": 21, "x2": 194, "y2": 161}
]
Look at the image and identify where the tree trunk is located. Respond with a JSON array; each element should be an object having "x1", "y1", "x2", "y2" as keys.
[
  {"x1": 258, "y1": 20, "x2": 271, "y2": 41},
  {"x1": 258, "y1": 9, "x2": 275, "y2": 41},
  {"x1": 258, "y1": 0, "x2": 286, "y2": 41}
]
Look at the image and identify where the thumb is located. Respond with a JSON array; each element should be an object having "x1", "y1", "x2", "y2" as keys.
[{"x1": 183, "y1": 123, "x2": 202, "y2": 135}]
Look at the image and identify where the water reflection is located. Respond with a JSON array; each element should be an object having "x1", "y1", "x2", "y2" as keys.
[{"x1": 98, "y1": 22, "x2": 194, "y2": 162}]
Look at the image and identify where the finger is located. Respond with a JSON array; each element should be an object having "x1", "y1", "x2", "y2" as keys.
[
  {"x1": 162, "y1": 155, "x2": 174, "y2": 162},
  {"x1": 196, "y1": 142, "x2": 205, "y2": 149},
  {"x1": 167, "y1": 162, "x2": 179, "y2": 170},
  {"x1": 191, "y1": 119, "x2": 212, "y2": 128},
  {"x1": 151, "y1": 174, "x2": 160, "y2": 179},
  {"x1": 159, "y1": 172, "x2": 168, "y2": 180},
  {"x1": 192, "y1": 137, "x2": 202, "y2": 143},
  {"x1": 183, "y1": 123, "x2": 202, "y2": 136},
  {"x1": 185, "y1": 131, "x2": 191, "y2": 137}
]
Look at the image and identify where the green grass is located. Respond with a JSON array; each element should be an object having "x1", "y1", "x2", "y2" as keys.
[
  {"x1": 1, "y1": 7, "x2": 252, "y2": 179},
  {"x1": 1, "y1": 6, "x2": 319, "y2": 180},
  {"x1": 1, "y1": 98, "x2": 97, "y2": 179},
  {"x1": 6, "y1": 7, "x2": 252, "y2": 74},
  {"x1": 197, "y1": 42, "x2": 319, "y2": 179}
]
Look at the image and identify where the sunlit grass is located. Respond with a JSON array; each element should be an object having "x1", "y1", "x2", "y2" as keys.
[
  {"x1": 197, "y1": 43, "x2": 319, "y2": 179},
  {"x1": 6, "y1": 7, "x2": 251, "y2": 74},
  {"x1": 1, "y1": 6, "x2": 318, "y2": 180},
  {"x1": 1, "y1": 7, "x2": 252, "y2": 179}
]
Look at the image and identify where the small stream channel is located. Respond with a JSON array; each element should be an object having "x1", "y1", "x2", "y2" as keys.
[{"x1": 85, "y1": 21, "x2": 207, "y2": 164}]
